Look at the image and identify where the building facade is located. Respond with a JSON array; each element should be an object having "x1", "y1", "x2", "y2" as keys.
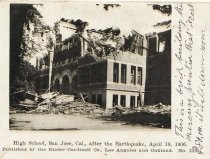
[{"x1": 35, "y1": 19, "x2": 171, "y2": 108}]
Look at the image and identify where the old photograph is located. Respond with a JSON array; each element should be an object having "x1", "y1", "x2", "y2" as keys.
[{"x1": 9, "y1": 2, "x2": 171, "y2": 130}]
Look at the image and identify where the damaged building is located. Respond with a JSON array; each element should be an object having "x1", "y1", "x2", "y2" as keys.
[
  {"x1": 144, "y1": 30, "x2": 171, "y2": 105},
  {"x1": 35, "y1": 18, "x2": 171, "y2": 109}
]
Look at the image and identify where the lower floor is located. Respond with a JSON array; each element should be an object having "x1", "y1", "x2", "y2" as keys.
[{"x1": 78, "y1": 89, "x2": 144, "y2": 109}]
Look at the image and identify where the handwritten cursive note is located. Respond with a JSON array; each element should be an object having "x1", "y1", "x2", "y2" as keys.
[{"x1": 174, "y1": 3, "x2": 206, "y2": 155}]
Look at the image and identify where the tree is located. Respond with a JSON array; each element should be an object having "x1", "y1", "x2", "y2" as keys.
[
  {"x1": 152, "y1": 4, "x2": 171, "y2": 16},
  {"x1": 150, "y1": 4, "x2": 171, "y2": 28},
  {"x1": 10, "y1": 4, "x2": 44, "y2": 94}
]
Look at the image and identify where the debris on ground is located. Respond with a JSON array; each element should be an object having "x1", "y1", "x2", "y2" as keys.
[
  {"x1": 141, "y1": 102, "x2": 171, "y2": 115},
  {"x1": 106, "y1": 103, "x2": 171, "y2": 116},
  {"x1": 10, "y1": 91, "x2": 171, "y2": 128},
  {"x1": 26, "y1": 92, "x2": 105, "y2": 116},
  {"x1": 105, "y1": 103, "x2": 171, "y2": 128},
  {"x1": 28, "y1": 101, "x2": 105, "y2": 116}
]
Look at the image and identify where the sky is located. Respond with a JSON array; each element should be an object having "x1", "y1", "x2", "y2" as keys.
[{"x1": 36, "y1": 2, "x2": 171, "y2": 36}]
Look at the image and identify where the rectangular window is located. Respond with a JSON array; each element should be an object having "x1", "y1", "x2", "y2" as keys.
[
  {"x1": 131, "y1": 66, "x2": 136, "y2": 85},
  {"x1": 139, "y1": 39, "x2": 144, "y2": 55},
  {"x1": 137, "y1": 96, "x2": 142, "y2": 107},
  {"x1": 120, "y1": 95, "x2": 126, "y2": 107},
  {"x1": 89, "y1": 67, "x2": 93, "y2": 83},
  {"x1": 91, "y1": 94, "x2": 96, "y2": 104},
  {"x1": 121, "y1": 64, "x2": 127, "y2": 84},
  {"x1": 113, "y1": 95, "x2": 118, "y2": 106},
  {"x1": 83, "y1": 95, "x2": 88, "y2": 102},
  {"x1": 113, "y1": 63, "x2": 119, "y2": 82},
  {"x1": 137, "y1": 67, "x2": 142, "y2": 85},
  {"x1": 97, "y1": 94, "x2": 102, "y2": 106},
  {"x1": 149, "y1": 37, "x2": 157, "y2": 54},
  {"x1": 130, "y1": 96, "x2": 135, "y2": 108}
]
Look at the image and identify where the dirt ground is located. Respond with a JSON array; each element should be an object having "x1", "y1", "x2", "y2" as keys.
[{"x1": 10, "y1": 113, "x2": 169, "y2": 131}]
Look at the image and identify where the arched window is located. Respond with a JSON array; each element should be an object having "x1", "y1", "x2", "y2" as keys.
[
  {"x1": 62, "y1": 75, "x2": 70, "y2": 94},
  {"x1": 54, "y1": 79, "x2": 60, "y2": 92}
]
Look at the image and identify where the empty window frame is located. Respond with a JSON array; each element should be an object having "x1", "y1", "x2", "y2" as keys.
[
  {"x1": 97, "y1": 94, "x2": 102, "y2": 106},
  {"x1": 137, "y1": 67, "x2": 142, "y2": 85},
  {"x1": 121, "y1": 64, "x2": 127, "y2": 84},
  {"x1": 83, "y1": 95, "x2": 88, "y2": 102},
  {"x1": 130, "y1": 96, "x2": 136, "y2": 108},
  {"x1": 137, "y1": 96, "x2": 142, "y2": 107},
  {"x1": 120, "y1": 95, "x2": 126, "y2": 107},
  {"x1": 89, "y1": 67, "x2": 93, "y2": 83},
  {"x1": 131, "y1": 66, "x2": 136, "y2": 85},
  {"x1": 113, "y1": 63, "x2": 119, "y2": 82},
  {"x1": 139, "y1": 38, "x2": 144, "y2": 55},
  {"x1": 113, "y1": 94, "x2": 118, "y2": 107},
  {"x1": 91, "y1": 94, "x2": 96, "y2": 104}
]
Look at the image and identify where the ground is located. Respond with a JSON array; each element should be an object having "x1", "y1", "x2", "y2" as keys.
[{"x1": 10, "y1": 113, "x2": 169, "y2": 131}]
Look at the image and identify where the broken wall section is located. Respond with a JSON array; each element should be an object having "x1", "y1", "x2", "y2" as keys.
[{"x1": 144, "y1": 30, "x2": 171, "y2": 105}]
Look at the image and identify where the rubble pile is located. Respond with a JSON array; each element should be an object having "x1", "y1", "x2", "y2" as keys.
[
  {"x1": 27, "y1": 93, "x2": 105, "y2": 116},
  {"x1": 107, "y1": 103, "x2": 171, "y2": 116},
  {"x1": 10, "y1": 91, "x2": 171, "y2": 128},
  {"x1": 105, "y1": 103, "x2": 171, "y2": 128},
  {"x1": 141, "y1": 103, "x2": 171, "y2": 115},
  {"x1": 106, "y1": 105, "x2": 138, "y2": 116},
  {"x1": 28, "y1": 101, "x2": 105, "y2": 116}
]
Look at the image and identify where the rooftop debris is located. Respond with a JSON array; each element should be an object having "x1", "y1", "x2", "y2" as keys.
[
  {"x1": 54, "y1": 18, "x2": 146, "y2": 58},
  {"x1": 85, "y1": 28, "x2": 145, "y2": 58},
  {"x1": 86, "y1": 27, "x2": 123, "y2": 57},
  {"x1": 60, "y1": 18, "x2": 88, "y2": 33}
]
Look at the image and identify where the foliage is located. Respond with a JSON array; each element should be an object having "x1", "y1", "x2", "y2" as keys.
[
  {"x1": 95, "y1": 4, "x2": 121, "y2": 11},
  {"x1": 10, "y1": 4, "x2": 47, "y2": 94},
  {"x1": 152, "y1": 4, "x2": 172, "y2": 16},
  {"x1": 150, "y1": 4, "x2": 171, "y2": 28},
  {"x1": 153, "y1": 20, "x2": 171, "y2": 27},
  {"x1": 12, "y1": 60, "x2": 37, "y2": 92}
]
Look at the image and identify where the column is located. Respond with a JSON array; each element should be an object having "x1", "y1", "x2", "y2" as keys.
[
  {"x1": 126, "y1": 64, "x2": 131, "y2": 84},
  {"x1": 107, "y1": 61, "x2": 113, "y2": 82},
  {"x1": 135, "y1": 66, "x2": 138, "y2": 85},
  {"x1": 119, "y1": 63, "x2": 121, "y2": 83},
  {"x1": 126, "y1": 94, "x2": 130, "y2": 108}
]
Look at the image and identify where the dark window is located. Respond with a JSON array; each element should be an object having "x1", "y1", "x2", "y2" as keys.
[
  {"x1": 137, "y1": 67, "x2": 142, "y2": 85},
  {"x1": 113, "y1": 63, "x2": 119, "y2": 82},
  {"x1": 91, "y1": 94, "x2": 96, "y2": 104},
  {"x1": 149, "y1": 37, "x2": 157, "y2": 54},
  {"x1": 121, "y1": 64, "x2": 127, "y2": 84},
  {"x1": 130, "y1": 96, "x2": 135, "y2": 108},
  {"x1": 113, "y1": 95, "x2": 118, "y2": 106},
  {"x1": 83, "y1": 95, "x2": 88, "y2": 102},
  {"x1": 89, "y1": 67, "x2": 93, "y2": 83},
  {"x1": 54, "y1": 79, "x2": 60, "y2": 91},
  {"x1": 97, "y1": 94, "x2": 102, "y2": 106},
  {"x1": 131, "y1": 66, "x2": 136, "y2": 85},
  {"x1": 62, "y1": 75, "x2": 70, "y2": 94},
  {"x1": 139, "y1": 38, "x2": 144, "y2": 55},
  {"x1": 120, "y1": 95, "x2": 126, "y2": 107},
  {"x1": 137, "y1": 96, "x2": 142, "y2": 107}
]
